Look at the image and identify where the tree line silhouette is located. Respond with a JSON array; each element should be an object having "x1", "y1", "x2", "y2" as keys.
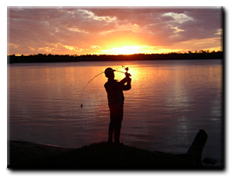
[{"x1": 8, "y1": 50, "x2": 223, "y2": 64}]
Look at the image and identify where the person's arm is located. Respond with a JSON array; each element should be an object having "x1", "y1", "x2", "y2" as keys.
[
  {"x1": 118, "y1": 73, "x2": 131, "y2": 90},
  {"x1": 123, "y1": 77, "x2": 131, "y2": 90},
  {"x1": 119, "y1": 77, "x2": 128, "y2": 85}
]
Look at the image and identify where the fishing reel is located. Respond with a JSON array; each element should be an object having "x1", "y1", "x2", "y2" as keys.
[
  {"x1": 125, "y1": 67, "x2": 129, "y2": 72},
  {"x1": 123, "y1": 66, "x2": 131, "y2": 78}
]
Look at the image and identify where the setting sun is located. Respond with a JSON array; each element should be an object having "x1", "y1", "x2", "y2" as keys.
[{"x1": 102, "y1": 46, "x2": 142, "y2": 55}]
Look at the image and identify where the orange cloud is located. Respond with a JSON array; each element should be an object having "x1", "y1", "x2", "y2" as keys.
[{"x1": 8, "y1": 7, "x2": 223, "y2": 55}]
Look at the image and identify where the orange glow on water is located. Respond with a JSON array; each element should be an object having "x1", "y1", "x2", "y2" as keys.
[{"x1": 9, "y1": 60, "x2": 222, "y2": 152}]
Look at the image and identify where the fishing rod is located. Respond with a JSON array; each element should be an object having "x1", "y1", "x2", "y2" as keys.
[
  {"x1": 80, "y1": 66, "x2": 131, "y2": 108},
  {"x1": 82, "y1": 66, "x2": 131, "y2": 90},
  {"x1": 82, "y1": 71, "x2": 104, "y2": 90}
]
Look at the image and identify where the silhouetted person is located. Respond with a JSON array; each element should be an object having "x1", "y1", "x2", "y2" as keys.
[{"x1": 104, "y1": 67, "x2": 131, "y2": 144}]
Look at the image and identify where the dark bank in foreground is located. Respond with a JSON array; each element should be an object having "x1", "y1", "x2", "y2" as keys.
[{"x1": 8, "y1": 130, "x2": 222, "y2": 170}]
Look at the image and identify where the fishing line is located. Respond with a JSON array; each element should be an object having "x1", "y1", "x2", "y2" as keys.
[
  {"x1": 82, "y1": 71, "x2": 104, "y2": 90},
  {"x1": 80, "y1": 66, "x2": 130, "y2": 108},
  {"x1": 82, "y1": 67, "x2": 127, "y2": 91}
]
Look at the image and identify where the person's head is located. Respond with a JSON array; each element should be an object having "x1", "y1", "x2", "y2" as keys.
[{"x1": 105, "y1": 67, "x2": 115, "y2": 79}]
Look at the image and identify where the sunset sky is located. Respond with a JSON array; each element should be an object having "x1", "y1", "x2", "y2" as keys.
[{"x1": 7, "y1": 7, "x2": 223, "y2": 55}]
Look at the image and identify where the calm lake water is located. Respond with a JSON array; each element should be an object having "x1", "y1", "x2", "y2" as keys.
[{"x1": 8, "y1": 60, "x2": 223, "y2": 166}]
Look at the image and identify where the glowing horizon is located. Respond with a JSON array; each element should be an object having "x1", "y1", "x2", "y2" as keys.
[{"x1": 8, "y1": 7, "x2": 223, "y2": 56}]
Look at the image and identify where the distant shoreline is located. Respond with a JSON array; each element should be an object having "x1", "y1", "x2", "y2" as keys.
[{"x1": 7, "y1": 51, "x2": 223, "y2": 64}]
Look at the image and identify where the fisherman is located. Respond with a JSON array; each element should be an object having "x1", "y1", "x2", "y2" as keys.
[{"x1": 104, "y1": 67, "x2": 131, "y2": 144}]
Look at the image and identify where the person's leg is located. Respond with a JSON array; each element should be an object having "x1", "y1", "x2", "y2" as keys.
[
  {"x1": 108, "y1": 106, "x2": 116, "y2": 143},
  {"x1": 114, "y1": 127, "x2": 121, "y2": 143},
  {"x1": 108, "y1": 122, "x2": 114, "y2": 143},
  {"x1": 114, "y1": 105, "x2": 123, "y2": 143}
]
